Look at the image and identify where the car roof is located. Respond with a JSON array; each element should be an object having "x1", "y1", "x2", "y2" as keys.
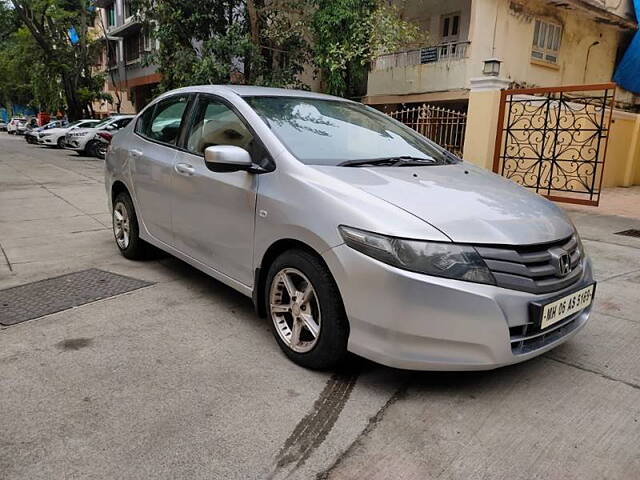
[{"x1": 165, "y1": 85, "x2": 353, "y2": 103}]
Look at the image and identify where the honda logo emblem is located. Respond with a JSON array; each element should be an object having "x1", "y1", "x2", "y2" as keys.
[
  {"x1": 558, "y1": 253, "x2": 572, "y2": 277},
  {"x1": 550, "y1": 248, "x2": 572, "y2": 277}
]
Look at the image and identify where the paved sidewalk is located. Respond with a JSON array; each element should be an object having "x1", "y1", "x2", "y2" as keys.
[
  {"x1": 1, "y1": 134, "x2": 639, "y2": 480},
  {"x1": 564, "y1": 186, "x2": 640, "y2": 220}
]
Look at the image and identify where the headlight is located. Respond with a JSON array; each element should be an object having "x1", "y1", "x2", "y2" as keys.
[{"x1": 339, "y1": 226, "x2": 495, "y2": 285}]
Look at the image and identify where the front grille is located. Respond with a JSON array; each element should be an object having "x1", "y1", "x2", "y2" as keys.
[
  {"x1": 509, "y1": 310, "x2": 583, "y2": 355},
  {"x1": 476, "y1": 235, "x2": 583, "y2": 294}
]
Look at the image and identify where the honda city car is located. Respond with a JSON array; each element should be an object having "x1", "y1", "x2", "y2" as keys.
[{"x1": 105, "y1": 86, "x2": 594, "y2": 371}]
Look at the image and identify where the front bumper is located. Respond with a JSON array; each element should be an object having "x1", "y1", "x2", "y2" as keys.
[
  {"x1": 64, "y1": 136, "x2": 88, "y2": 150},
  {"x1": 322, "y1": 244, "x2": 594, "y2": 371}
]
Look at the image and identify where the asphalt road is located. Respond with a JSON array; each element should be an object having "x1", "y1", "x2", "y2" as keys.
[{"x1": 1, "y1": 133, "x2": 639, "y2": 479}]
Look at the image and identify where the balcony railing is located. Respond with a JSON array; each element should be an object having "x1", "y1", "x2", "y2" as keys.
[{"x1": 373, "y1": 41, "x2": 470, "y2": 71}]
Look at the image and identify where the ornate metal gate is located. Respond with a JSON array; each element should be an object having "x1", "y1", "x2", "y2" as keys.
[{"x1": 492, "y1": 83, "x2": 616, "y2": 206}]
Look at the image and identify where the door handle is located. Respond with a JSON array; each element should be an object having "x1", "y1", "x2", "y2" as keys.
[
  {"x1": 131, "y1": 149, "x2": 142, "y2": 158},
  {"x1": 175, "y1": 163, "x2": 195, "y2": 176}
]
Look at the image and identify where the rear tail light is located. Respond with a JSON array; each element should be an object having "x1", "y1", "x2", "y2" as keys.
[{"x1": 96, "y1": 131, "x2": 113, "y2": 141}]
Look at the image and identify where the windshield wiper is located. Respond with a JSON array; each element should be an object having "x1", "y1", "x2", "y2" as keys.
[{"x1": 338, "y1": 156, "x2": 436, "y2": 167}]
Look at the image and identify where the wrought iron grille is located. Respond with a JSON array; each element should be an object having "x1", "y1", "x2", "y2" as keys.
[
  {"x1": 388, "y1": 104, "x2": 467, "y2": 156},
  {"x1": 492, "y1": 83, "x2": 616, "y2": 206}
]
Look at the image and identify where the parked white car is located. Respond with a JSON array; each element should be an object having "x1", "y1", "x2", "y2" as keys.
[
  {"x1": 7, "y1": 118, "x2": 27, "y2": 134},
  {"x1": 39, "y1": 119, "x2": 101, "y2": 148},
  {"x1": 0, "y1": 120, "x2": 7, "y2": 131},
  {"x1": 65, "y1": 115, "x2": 134, "y2": 156}
]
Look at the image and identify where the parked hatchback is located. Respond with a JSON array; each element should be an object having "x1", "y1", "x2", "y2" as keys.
[
  {"x1": 7, "y1": 118, "x2": 26, "y2": 134},
  {"x1": 105, "y1": 86, "x2": 594, "y2": 371}
]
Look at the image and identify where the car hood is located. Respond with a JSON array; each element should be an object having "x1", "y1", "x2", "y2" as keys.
[{"x1": 312, "y1": 163, "x2": 574, "y2": 245}]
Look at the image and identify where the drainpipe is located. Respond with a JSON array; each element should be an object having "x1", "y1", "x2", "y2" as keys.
[{"x1": 583, "y1": 41, "x2": 600, "y2": 84}]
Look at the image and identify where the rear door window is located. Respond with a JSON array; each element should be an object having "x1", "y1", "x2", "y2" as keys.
[
  {"x1": 135, "y1": 107, "x2": 155, "y2": 137},
  {"x1": 149, "y1": 96, "x2": 190, "y2": 145}
]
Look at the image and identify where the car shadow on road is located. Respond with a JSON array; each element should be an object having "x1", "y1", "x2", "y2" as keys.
[
  {"x1": 130, "y1": 244, "x2": 551, "y2": 392},
  {"x1": 153, "y1": 253, "x2": 261, "y2": 322}
]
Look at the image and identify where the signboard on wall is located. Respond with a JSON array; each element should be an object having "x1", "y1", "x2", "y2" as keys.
[{"x1": 420, "y1": 47, "x2": 438, "y2": 64}]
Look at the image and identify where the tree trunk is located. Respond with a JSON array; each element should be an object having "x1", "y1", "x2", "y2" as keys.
[
  {"x1": 61, "y1": 73, "x2": 83, "y2": 121},
  {"x1": 246, "y1": 0, "x2": 263, "y2": 84}
]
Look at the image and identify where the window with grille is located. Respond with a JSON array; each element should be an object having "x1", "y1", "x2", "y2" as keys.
[
  {"x1": 143, "y1": 30, "x2": 153, "y2": 52},
  {"x1": 106, "y1": 6, "x2": 116, "y2": 27},
  {"x1": 124, "y1": 32, "x2": 142, "y2": 63},
  {"x1": 532, "y1": 19, "x2": 562, "y2": 64},
  {"x1": 440, "y1": 13, "x2": 461, "y2": 57}
]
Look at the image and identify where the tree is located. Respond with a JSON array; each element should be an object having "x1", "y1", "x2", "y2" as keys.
[
  {"x1": 132, "y1": 0, "x2": 420, "y2": 97},
  {"x1": 311, "y1": 0, "x2": 423, "y2": 97},
  {"x1": 8, "y1": 0, "x2": 105, "y2": 119},
  {"x1": 0, "y1": 27, "x2": 65, "y2": 114},
  {"x1": 131, "y1": 0, "x2": 310, "y2": 92}
]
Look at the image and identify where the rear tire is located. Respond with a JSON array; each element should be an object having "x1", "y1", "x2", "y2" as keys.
[
  {"x1": 86, "y1": 140, "x2": 99, "y2": 157},
  {"x1": 265, "y1": 249, "x2": 349, "y2": 370},
  {"x1": 112, "y1": 192, "x2": 149, "y2": 260}
]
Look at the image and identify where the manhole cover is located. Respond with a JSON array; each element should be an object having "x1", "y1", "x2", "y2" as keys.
[
  {"x1": 0, "y1": 269, "x2": 153, "y2": 326},
  {"x1": 615, "y1": 229, "x2": 640, "y2": 238}
]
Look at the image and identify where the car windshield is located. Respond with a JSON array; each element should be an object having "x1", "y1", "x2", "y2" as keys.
[
  {"x1": 93, "y1": 118, "x2": 113, "y2": 129},
  {"x1": 66, "y1": 120, "x2": 84, "y2": 128},
  {"x1": 244, "y1": 96, "x2": 458, "y2": 166}
]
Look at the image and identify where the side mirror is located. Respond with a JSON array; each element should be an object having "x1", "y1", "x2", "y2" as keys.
[{"x1": 204, "y1": 145, "x2": 254, "y2": 173}]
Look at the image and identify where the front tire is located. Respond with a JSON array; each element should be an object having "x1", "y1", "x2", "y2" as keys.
[
  {"x1": 96, "y1": 142, "x2": 107, "y2": 159},
  {"x1": 56, "y1": 137, "x2": 65, "y2": 148},
  {"x1": 112, "y1": 192, "x2": 148, "y2": 260},
  {"x1": 265, "y1": 249, "x2": 349, "y2": 370}
]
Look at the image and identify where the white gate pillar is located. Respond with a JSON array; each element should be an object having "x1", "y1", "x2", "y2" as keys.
[{"x1": 462, "y1": 77, "x2": 511, "y2": 171}]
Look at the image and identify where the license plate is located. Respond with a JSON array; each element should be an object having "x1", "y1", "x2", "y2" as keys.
[{"x1": 535, "y1": 283, "x2": 595, "y2": 330}]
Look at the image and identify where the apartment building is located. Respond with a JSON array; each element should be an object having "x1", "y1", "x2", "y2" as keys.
[
  {"x1": 365, "y1": 0, "x2": 639, "y2": 113},
  {"x1": 92, "y1": 0, "x2": 160, "y2": 116}
]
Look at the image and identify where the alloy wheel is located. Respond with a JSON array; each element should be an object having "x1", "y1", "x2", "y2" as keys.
[
  {"x1": 113, "y1": 202, "x2": 130, "y2": 250},
  {"x1": 269, "y1": 268, "x2": 321, "y2": 353}
]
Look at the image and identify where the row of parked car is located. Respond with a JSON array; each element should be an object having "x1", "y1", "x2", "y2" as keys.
[{"x1": 1, "y1": 114, "x2": 134, "y2": 159}]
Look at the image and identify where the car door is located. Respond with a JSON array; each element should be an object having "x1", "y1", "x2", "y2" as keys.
[
  {"x1": 129, "y1": 94, "x2": 192, "y2": 246},
  {"x1": 171, "y1": 94, "x2": 264, "y2": 286}
]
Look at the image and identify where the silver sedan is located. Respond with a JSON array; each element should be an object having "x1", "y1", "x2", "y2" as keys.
[{"x1": 105, "y1": 86, "x2": 594, "y2": 370}]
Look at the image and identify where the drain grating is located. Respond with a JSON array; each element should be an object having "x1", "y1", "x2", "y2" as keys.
[
  {"x1": 615, "y1": 229, "x2": 640, "y2": 238},
  {"x1": 0, "y1": 269, "x2": 153, "y2": 326}
]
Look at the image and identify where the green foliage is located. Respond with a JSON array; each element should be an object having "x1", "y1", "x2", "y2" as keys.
[
  {"x1": 2, "y1": 0, "x2": 106, "y2": 118},
  {"x1": 1, "y1": 0, "x2": 423, "y2": 116},
  {"x1": 311, "y1": 0, "x2": 423, "y2": 97},
  {"x1": 131, "y1": 0, "x2": 310, "y2": 93}
]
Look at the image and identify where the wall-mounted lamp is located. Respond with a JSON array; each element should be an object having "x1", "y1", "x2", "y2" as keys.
[{"x1": 483, "y1": 58, "x2": 501, "y2": 76}]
